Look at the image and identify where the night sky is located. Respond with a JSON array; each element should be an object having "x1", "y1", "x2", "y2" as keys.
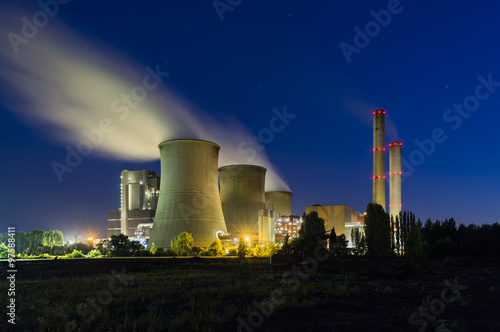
[{"x1": 1, "y1": 0, "x2": 500, "y2": 240}]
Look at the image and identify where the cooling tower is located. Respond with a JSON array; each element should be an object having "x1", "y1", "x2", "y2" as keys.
[
  {"x1": 373, "y1": 109, "x2": 386, "y2": 209},
  {"x1": 389, "y1": 142, "x2": 402, "y2": 219},
  {"x1": 265, "y1": 191, "x2": 293, "y2": 218},
  {"x1": 148, "y1": 139, "x2": 227, "y2": 248},
  {"x1": 218, "y1": 165, "x2": 267, "y2": 237}
]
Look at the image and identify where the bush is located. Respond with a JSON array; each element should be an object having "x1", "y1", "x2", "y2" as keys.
[
  {"x1": 165, "y1": 249, "x2": 178, "y2": 256},
  {"x1": 170, "y1": 232, "x2": 193, "y2": 254},
  {"x1": 66, "y1": 250, "x2": 85, "y2": 258},
  {"x1": 88, "y1": 249, "x2": 102, "y2": 258},
  {"x1": 227, "y1": 248, "x2": 238, "y2": 256}
]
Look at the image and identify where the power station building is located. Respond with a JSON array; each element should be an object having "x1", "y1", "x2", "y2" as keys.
[
  {"x1": 275, "y1": 215, "x2": 302, "y2": 242},
  {"x1": 389, "y1": 142, "x2": 402, "y2": 219},
  {"x1": 373, "y1": 109, "x2": 386, "y2": 209},
  {"x1": 104, "y1": 108, "x2": 404, "y2": 248},
  {"x1": 107, "y1": 170, "x2": 160, "y2": 238},
  {"x1": 148, "y1": 139, "x2": 228, "y2": 248}
]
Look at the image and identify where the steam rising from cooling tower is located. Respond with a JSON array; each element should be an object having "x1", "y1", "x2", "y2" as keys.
[
  {"x1": 148, "y1": 140, "x2": 227, "y2": 247},
  {"x1": 0, "y1": 5, "x2": 289, "y2": 191},
  {"x1": 219, "y1": 165, "x2": 267, "y2": 237},
  {"x1": 389, "y1": 142, "x2": 402, "y2": 219},
  {"x1": 373, "y1": 110, "x2": 386, "y2": 209}
]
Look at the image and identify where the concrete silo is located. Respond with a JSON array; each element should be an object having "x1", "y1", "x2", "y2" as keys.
[
  {"x1": 148, "y1": 139, "x2": 227, "y2": 248},
  {"x1": 218, "y1": 165, "x2": 267, "y2": 238},
  {"x1": 265, "y1": 191, "x2": 293, "y2": 218},
  {"x1": 373, "y1": 109, "x2": 386, "y2": 210},
  {"x1": 389, "y1": 142, "x2": 402, "y2": 219}
]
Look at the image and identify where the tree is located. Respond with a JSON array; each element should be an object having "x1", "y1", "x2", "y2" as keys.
[
  {"x1": 364, "y1": 203, "x2": 391, "y2": 257},
  {"x1": 109, "y1": 233, "x2": 131, "y2": 256},
  {"x1": 332, "y1": 234, "x2": 349, "y2": 257},
  {"x1": 297, "y1": 211, "x2": 327, "y2": 257},
  {"x1": 208, "y1": 239, "x2": 226, "y2": 256},
  {"x1": 171, "y1": 232, "x2": 193, "y2": 255},
  {"x1": 238, "y1": 238, "x2": 246, "y2": 259},
  {"x1": 351, "y1": 227, "x2": 365, "y2": 255}
]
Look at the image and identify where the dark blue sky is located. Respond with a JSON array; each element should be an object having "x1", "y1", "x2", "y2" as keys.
[{"x1": 1, "y1": 0, "x2": 500, "y2": 240}]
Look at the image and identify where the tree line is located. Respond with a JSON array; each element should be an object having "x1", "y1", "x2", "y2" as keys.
[
  {"x1": 364, "y1": 203, "x2": 500, "y2": 258},
  {"x1": 0, "y1": 230, "x2": 64, "y2": 254}
]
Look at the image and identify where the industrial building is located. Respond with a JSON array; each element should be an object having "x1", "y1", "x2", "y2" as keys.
[
  {"x1": 265, "y1": 191, "x2": 292, "y2": 218},
  {"x1": 107, "y1": 170, "x2": 160, "y2": 238},
  {"x1": 275, "y1": 215, "x2": 302, "y2": 242},
  {"x1": 148, "y1": 139, "x2": 228, "y2": 248},
  {"x1": 373, "y1": 109, "x2": 386, "y2": 209},
  {"x1": 306, "y1": 204, "x2": 365, "y2": 247},
  {"x1": 103, "y1": 108, "x2": 402, "y2": 249},
  {"x1": 219, "y1": 165, "x2": 267, "y2": 239},
  {"x1": 389, "y1": 142, "x2": 402, "y2": 219}
]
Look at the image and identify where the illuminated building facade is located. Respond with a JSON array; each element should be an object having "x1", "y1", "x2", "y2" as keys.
[{"x1": 107, "y1": 169, "x2": 160, "y2": 238}]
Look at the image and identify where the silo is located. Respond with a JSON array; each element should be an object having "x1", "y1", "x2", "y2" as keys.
[
  {"x1": 389, "y1": 142, "x2": 402, "y2": 219},
  {"x1": 265, "y1": 191, "x2": 293, "y2": 218},
  {"x1": 218, "y1": 165, "x2": 267, "y2": 238},
  {"x1": 148, "y1": 139, "x2": 227, "y2": 248},
  {"x1": 373, "y1": 109, "x2": 386, "y2": 209}
]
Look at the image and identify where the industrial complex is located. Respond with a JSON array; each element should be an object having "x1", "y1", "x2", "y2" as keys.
[{"x1": 106, "y1": 110, "x2": 402, "y2": 248}]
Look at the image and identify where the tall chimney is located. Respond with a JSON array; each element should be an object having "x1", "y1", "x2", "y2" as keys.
[
  {"x1": 372, "y1": 109, "x2": 386, "y2": 209},
  {"x1": 148, "y1": 139, "x2": 227, "y2": 248},
  {"x1": 389, "y1": 142, "x2": 402, "y2": 219}
]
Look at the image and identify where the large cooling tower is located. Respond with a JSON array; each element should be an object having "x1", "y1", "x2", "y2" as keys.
[
  {"x1": 265, "y1": 191, "x2": 292, "y2": 218},
  {"x1": 219, "y1": 165, "x2": 267, "y2": 237},
  {"x1": 373, "y1": 109, "x2": 386, "y2": 209},
  {"x1": 148, "y1": 139, "x2": 227, "y2": 248},
  {"x1": 389, "y1": 142, "x2": 402, "y2": 219}
]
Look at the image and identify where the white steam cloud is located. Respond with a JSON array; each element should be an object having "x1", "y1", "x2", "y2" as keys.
[{"x1": 0, "y1": 5, "x2": 290, "y2": 191}]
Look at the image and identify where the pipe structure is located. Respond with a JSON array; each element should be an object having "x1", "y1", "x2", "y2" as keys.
[
  {"x1": 373, "y1": 109, "x2": 386, "y2": 209},
  {"x1": 219, "y1": 165, "x2": 267, "y2": 238},
  {"x1": 148, "y1": 139, "x2": 227, "y2": 248},
  {"x1": 389, "y1": 142, "x2": 402, "y2": 220}
]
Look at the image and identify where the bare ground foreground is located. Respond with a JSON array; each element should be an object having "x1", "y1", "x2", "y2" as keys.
[{"x1": 1, "y1": 256, "x2": 499, "y2": 331}]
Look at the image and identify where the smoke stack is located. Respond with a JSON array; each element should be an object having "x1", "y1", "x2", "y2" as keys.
[
  {"x1": 149, "y1": 139, "x2": 227, "y2": 248},
  {"x1": 373, "y1": 109, "x2": 386, "y2": 209},
  {"x1": 265, "y1": 191, "x2": 293, "y2": 218},
  {"x1": 389, "y1": 142, "x2": 402, "y2": 219},
  {"x1": 218, "y1": 165, "x2": 267, "y2": 238}
]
